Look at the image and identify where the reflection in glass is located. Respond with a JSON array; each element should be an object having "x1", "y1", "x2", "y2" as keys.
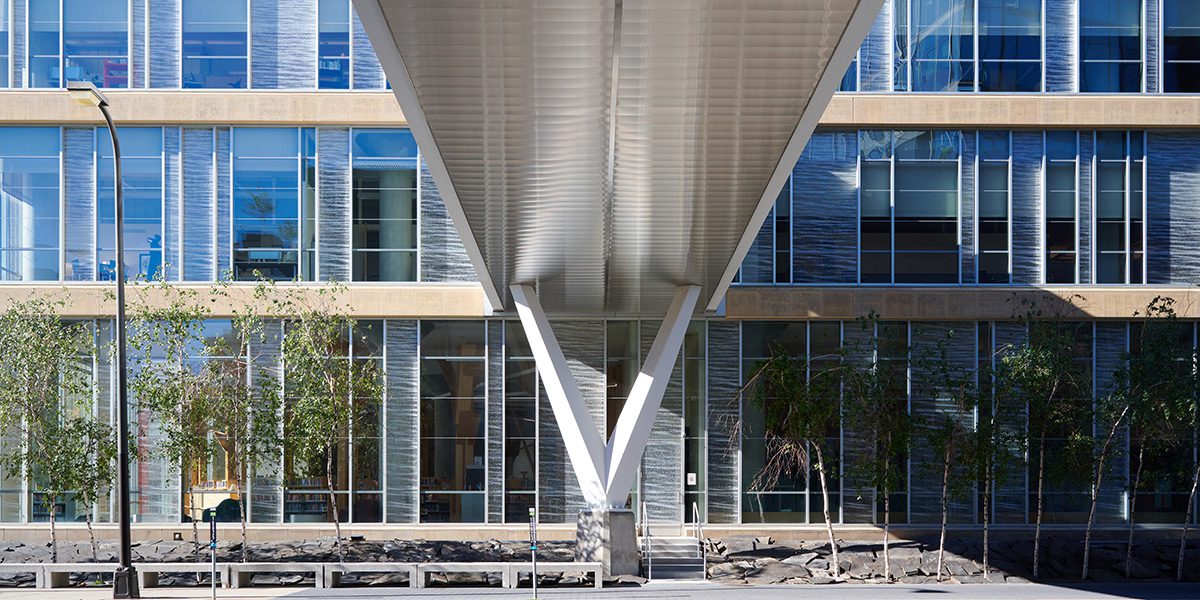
[
  {"x1": 1164, "y1": 0, "x2": 1200, "y2": 92},
  {"x1": 1094, "y1": 131, "x2": 1144, "y2": 283},
  {"x1": 319, "y1": 0, "x2": 352, "y2": 89},
  {"x1": 420, "y1": 321, "x2": 486, "y2": 522},
  {"x1": 28, "y1": 0, "x2": 60, "y2": 88},
  {"x1": 0, "y1": 128, "x2": 60, "y2": 281},
  {"x1": 977, "y1": 131, "x2": 1010, "y2": 284},
  {"x1": 97, "y1": 128, "x2": 163, "y2": 282},
  {"x1": 233, "y1": 128, "x2": 313, "y2": 280},
  {"x1": 63, "y1": 0, "x2": 128, "y2": 88},
  {"x1": 1045, "y1": 131, "x2": 1078, "y2": 283},
  {"x1": 1080, "y1": 0, "x2": 1143, "y2": 92},
  {"x1": 352, "y1": 129, "x2": 418, "y2": 281},
  {"x1": 183, "y1": 0, "x2": 249, "y2": 89},
  {"x1": 860, "y1": 130, "x2": 960, "y2": 284}
]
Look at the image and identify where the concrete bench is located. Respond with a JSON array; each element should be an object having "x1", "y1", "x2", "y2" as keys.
[
  {"x1": 41, "y1": 563, "x2": 118, "y2": 588},
  {"x1": 136, "y1": 562, "x2": 230, "y2": 589},
  {"x1": 0, "y1": 563, "x2": 43, "y2": 587},
  {"x1": 323, "y1": 562, "x2": 418, "y2": 588},
  {"x1": 415, "y1": 562, "x2": 510, "y2": 588},
  {"x1": 227, "y1": 562, "x2": 325, "y2": 589},
  {"x1": 506, "y1": 561, "x2": 603, "y2": 589}
]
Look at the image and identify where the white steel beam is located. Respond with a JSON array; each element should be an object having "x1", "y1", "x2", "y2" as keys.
[
  {"x1": 604, "y1": 285, "x2": 700, "y2": 507},
  {"x1": 511, "y1": 284, "x2": 608, "y2": 508},
  {"x1": 512, "y1": 284, "x2": 698, "y2": 509}
]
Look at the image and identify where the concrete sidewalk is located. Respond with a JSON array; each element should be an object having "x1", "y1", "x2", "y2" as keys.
[{"x1": 1, "y1": 582, "x2": 1199, "y2": 600}]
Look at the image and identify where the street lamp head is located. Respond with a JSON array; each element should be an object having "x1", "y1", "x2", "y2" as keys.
[{"x1": 67, "y1": 81, "x2": 109, "y2": 108}]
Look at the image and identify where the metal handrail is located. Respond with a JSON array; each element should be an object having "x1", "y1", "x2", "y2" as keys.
[
  {"x1": 640, "y1": 500, "x2": 652, "y2": 580},
  {"x1": 692, "y1": 501, "x2": 705, "y2": 580}
]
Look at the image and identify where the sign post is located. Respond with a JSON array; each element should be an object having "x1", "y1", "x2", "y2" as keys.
[
  {"x1": 528, "y1": 507, "x2": 538, "y2": 600},
  {"x1": 208, "y1": 509, "x2": 217, "y2": 600}
]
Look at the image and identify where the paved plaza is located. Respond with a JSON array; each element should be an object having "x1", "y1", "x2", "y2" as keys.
[{"x1": 2, "y1": 583, "x2": 1200, "y2": 600}]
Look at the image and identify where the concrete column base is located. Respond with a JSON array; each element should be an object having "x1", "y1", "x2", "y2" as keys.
[{"x1": 576, "y1": 508, "x2": 638, "y2": 577}]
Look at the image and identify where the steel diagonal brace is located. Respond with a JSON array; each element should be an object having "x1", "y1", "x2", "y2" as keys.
[
  {"x1": 511, "y1": 284, "x2": 700, "y2": 509},
  {"x1": 511, "y1": 284, "x2": 609, "y2": 507}
]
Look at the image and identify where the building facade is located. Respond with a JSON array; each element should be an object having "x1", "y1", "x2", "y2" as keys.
[{"x1": 0, "y1": 0, "x2": 1198, "y2": 532}]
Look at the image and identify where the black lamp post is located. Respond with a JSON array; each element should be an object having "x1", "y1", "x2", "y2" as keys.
[{"x1": 67, "y1": 81, "x2": 140, "y2": 599}]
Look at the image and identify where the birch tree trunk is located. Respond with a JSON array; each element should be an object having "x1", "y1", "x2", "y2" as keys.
[
  {"x1": 48, "y1": 495, "x2": 58, "y2": 563},
  {"x1": 1124, "y1": 445, "x2": 1145, "y2": 579},
  {"x1": 937, "y1": 447, "x2": 951, "y2": 582},
  {"x1": 1177, "y1": 460, "x2": 1200, "y2": 582},
  {"x1": 882, "y1": 488, "x2": 891, "y2": 581},
  {"x1": 982, "y1": 461, "x2": 991, "y2": 581},
  {"x1": 1034, "y1": 434, "x2": 1046, "y2": 580},
  {"x1": 86, "y1": 514, "x2": 98, "y2": 562},
  {"x1": 814, "y1": 445, "x2": 838, "y2": 579},
  {"x1": 328, "y1": 447, "x2": 345, "y2": 562},
  {"x1": 1083, "y1": 408, "x2": 1127, "y2": 580}
]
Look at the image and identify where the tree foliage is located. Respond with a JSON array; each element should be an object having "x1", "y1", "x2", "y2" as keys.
[{"x1": 0, "y1": 297, "x2": 109, "y2": 561}]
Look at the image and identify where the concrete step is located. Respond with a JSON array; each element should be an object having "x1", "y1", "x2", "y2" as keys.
[
  {"x1": 641, "y1": 548, "x2": 702, "y2": 559},
  {"x1": 642, "y1": 562, "x2": 706, "y2": 581}
]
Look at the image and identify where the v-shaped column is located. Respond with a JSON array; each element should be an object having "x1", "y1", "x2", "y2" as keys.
[{"x1": 511, "y1": 284, "x2": 700, "y2": 509}]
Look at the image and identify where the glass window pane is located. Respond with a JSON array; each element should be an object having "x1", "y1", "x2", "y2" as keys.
[
  {"x1": 63, "y1": 0, "x2": 128, "y2": 88},
  {"x1": 233, "y1": 128, "x2": 300, "y2": 280},
  {"x1": 319, "y1": 0, "x2": 351, "y2": 89},
  {"x1": 183, "y1": 0, "x2": 249, "y2": 89},
  {"x1": 0, "y1": 128, "x2": 61, "y2": 281}
]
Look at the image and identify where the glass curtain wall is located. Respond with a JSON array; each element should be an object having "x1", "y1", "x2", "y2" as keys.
[
  {"x1": 976, "y1": 131, "x2": 1011, "y2": 283},
  {"x1": 351, "y1": 129, "x2": 418, "y2": 281},
  {"x1": 503, "y1": 323, "x2": 538, "y2": 522},
  {"x1": 28, "y1": 0, "x2": 60, "y2": 87},
  {"x1": 1094, "y1": 130, "x2": 1145, "y2": 284},
  {"x1": 0, "y1": 127, "x2": 60, "y2": 281},
  {"x1": 682, "y1": 322, "x2": 707, "y2": 523},
  {"x1": 232, "y1": 128, "x2": 313, "y2": 281},
  {"x1": 318, "y1": 0, "x2": 352, "y2": 89},
  {"x1": 860, "y1": 130, "x2": 961, "y2": 284},
  {"x1": 419, "y1": 320, "x2": 486, "y2": 522},
  {"x1": 1164, "y1": 0, "x2": 1200, "y2": 92},
  {"x1": 1028, "y1": 322, "x2": 1093, "y2": 523},
  {"x1": 894, "y1": 0, "x2": 1041, "y2": 92},
  {"x1": 1045, "y1": 131, "x2": 1079, "y2": 283},
  {"x1": 0, "y1": 0, "x2": 8, "y2": 87},
  {"x1": 98, "y1": 128, "x2": 163, "y2": 282},
  {"x1": 1079, "y1": 0, "x2": 1143, "y2": 92},
  {"x1": 183, "y1": 0, "x2": 250, "y2": 89},
  {"x1": 875, "y1": 320, "x2": 910, "y2": 524},
  {"x1": 282, "y1": 320, "x2": 383, "y2": 523},
  {"x1": 182, "y1": 320, "x2": 239, "y2": 521},
  {"x1": 741, "y1": 321, "x2": 808, "y2": 522},
  {"x1": 63, "y1": 0, "x2": 129, "y2": 88},
  {"x1": 1128, "y1": 321, "x2": 1197, "y2": 523}
]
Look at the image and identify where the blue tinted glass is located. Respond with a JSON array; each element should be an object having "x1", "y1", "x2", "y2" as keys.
[
  {"x1": 1080, "y1": 0, "x2": 1142, "y2": 92},
  {"x1": 839, "y1": 60, "x2": 857, "y2": 92},
  {"x1": 0, "y1": 128, "x2": 61, "y2": 281},
  {"x1": 1046, "y1": 131, "x2": 1077, "y2": 160},
  {"x1": 98, "y1": 128, "x2": 163, "y2": 281},
  {"x1": 319, "y1": 0, "x2": 351, "y2": 89},
  {"x1": 894, "y1": 130, "x2": 960, "y2": 160},
  {"x1": 28, "y1": 0, "x2": 60, "y2": 88},
  {"x1": 1164, "y1": 0, "x2": 1200, "y2": 92},
  {"x1": 183, "y1": 0, "x2": 248, "y2": 89},
  {"x1": 233, "y1": 128, "x2": 299, "y2": 280},
  {"x1": 353, "y1": 129, "x2": 418, "y2": 158},
  {"x1": 859, "y1": 130, "x2": 892, "y2": 160},
  {"x1": 1081, "y1": 62, "x2": 1142, "y2": 92},
  {"x1": 909, "y1": 0, "x2": 974, "y2": 92},
  {"x1": 0, "y1": 0, "x2": 9, "y2": 87},
  {"x1": 978, "y1": 131, "x2": 1009, "y2": 159},
  {"x1": 63, "y1": 0, "x2": 128, "y2": 89}
]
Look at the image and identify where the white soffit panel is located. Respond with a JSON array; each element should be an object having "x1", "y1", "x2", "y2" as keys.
[{"x1": 353, "y1": 0, "x2": 882, "y2": 314}]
